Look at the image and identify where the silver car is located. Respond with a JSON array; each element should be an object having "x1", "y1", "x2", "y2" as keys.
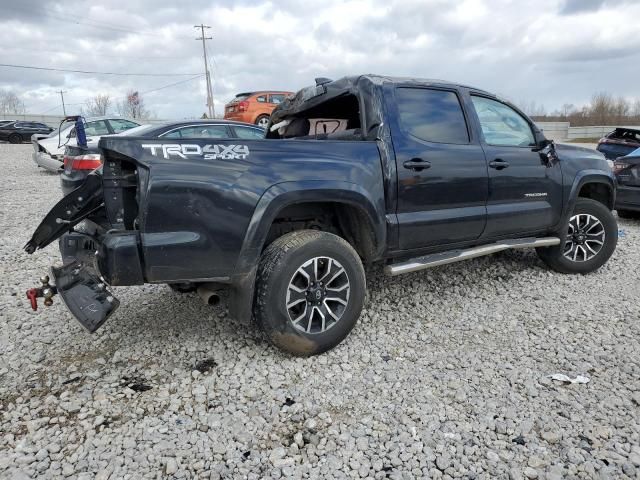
[{"x1": 32, "y1": 117, "x2": 140, "y2": 172}]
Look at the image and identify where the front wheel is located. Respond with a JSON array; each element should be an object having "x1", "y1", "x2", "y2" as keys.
[
  {"x1": 536, "y1": 198, "x2": 617, "y2": 274},
  {"x1": 253, "y1": 230, "x2": 366, "y2": 356}
]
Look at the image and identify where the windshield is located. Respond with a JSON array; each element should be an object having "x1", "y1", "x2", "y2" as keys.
[{"x1": 46, "y1": 124, "x2": 73, "y2": 138}]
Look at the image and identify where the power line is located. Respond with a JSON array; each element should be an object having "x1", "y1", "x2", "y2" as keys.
[
  {"x1": 139, "y1": 75, "x2": 205, "y2": 95},
  {"x1": 8, "y1": 45, "x2": 190, "y2": 61},
  {"x1": 24, "y1": 76, "x2": 204, "y2": 114},
  {"x1": 14, "y1": 6, "x2": 192, "y2": 40},
  {"x1": 0, "y1": 63, "x2": 199, "y2": 77}
]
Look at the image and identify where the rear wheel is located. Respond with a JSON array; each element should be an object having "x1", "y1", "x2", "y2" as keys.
[
  {"x1": 536, "y1": 198, "x2": 617, "y2": 274},
  {"x1": 8, "y1": 133, "x2": 22, "y2": 144},
  {"x1": 253, "y1": 230, "x2": 366, "y2": 356},
  {"x1": 255, "y1": 115, "x2": 270, "y2": 129},
  {"x1": 617, "y1": 209, "x2": 640, "y2": 219}
]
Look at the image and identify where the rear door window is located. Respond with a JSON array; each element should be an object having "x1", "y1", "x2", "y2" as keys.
[
  {"x1": 269, "y1": 94, "x2": 286, "y2": 105},
  {"x1": 108, "y1": 119, "x2": 140, "y2": 133},
  {"x1": 255, "y1": 95, "x2": 268, "y2": 103},
  {"x1": 84, "y1": 120, "x2": 110, "y2": 136},
  {"x1": 395, "y1": 88, "x2": 469, "y2": 144}
]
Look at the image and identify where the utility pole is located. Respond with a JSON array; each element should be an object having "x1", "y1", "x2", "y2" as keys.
[
  {"x1": 194, "y1": 24, "x2": 214, "y2": 118},
  {"x1": 58, "y1": 90, "x2": 67, "y2": 116}
]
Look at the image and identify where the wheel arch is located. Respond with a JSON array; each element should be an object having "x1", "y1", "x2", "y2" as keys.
[
  {"x1": 563, "y1": 171, "x2": 615, "y2": 222},
  {"x1": 228, "y1": 180, "x2": 386, "y2": 322}
]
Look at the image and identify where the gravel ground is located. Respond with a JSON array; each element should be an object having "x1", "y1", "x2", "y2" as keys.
[{"x1": 1, "y1": 143, "x2": 640, "y2": 480}]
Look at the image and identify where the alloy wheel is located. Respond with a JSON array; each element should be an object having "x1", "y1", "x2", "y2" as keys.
[
  {"x1": 286, "y1": 256, "x2": 350, "y2": 334},
  {"x1": 563, "y1": 213, "x2": 606, "y2": 262}
]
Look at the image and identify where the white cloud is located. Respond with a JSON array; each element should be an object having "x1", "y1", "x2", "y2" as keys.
[{"x1": 0, "y1": 0, "x2": 638, "y2": 118}]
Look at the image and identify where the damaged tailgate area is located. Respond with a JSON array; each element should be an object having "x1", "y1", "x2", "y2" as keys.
[{"x1": 24, "y1": 149, "x2": 144, "y2": 332}]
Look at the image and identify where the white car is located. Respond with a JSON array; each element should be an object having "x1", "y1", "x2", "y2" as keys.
[{"x1": 32, "y1": 117, "x2": 140, "y2": 172}]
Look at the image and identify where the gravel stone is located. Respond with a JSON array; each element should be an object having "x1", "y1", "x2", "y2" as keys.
[{"x1": 1, "y1": 143, "x2": 639, "y2": 478}]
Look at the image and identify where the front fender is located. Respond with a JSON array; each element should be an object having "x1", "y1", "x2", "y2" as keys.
[
  {"x1": 558, "y1": 170, "x2": 616, "y2": 231},
  {"x1": 227, "y1": 180, "x2": 386, "y2": 323}
]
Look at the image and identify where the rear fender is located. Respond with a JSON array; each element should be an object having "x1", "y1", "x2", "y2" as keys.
[{"x1": 228, "y1": 180, "x2": 385, "y2": 322}]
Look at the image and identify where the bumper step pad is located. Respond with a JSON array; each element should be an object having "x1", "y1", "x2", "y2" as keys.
[{"x1": 51, "y1": 262, "x2": 119, "y2": 333}]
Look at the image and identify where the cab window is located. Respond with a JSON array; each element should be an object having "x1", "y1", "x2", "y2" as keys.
[
  {"x1": 396, "y1": 87, "x2": 469, "y2": 144},
  {"x1": 471, "y1": 96, "x2": 535, "y2": 147}
]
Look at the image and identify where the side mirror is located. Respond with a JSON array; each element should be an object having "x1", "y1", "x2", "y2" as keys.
[{"x1": 538, "y1": 140, "x2": 559, "y2": 167}]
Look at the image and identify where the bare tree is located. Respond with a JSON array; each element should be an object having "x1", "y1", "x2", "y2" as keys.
[
  {"x1": 589, "y1": 92, "x2": 614, "y2": 125},
  {"x1": 559, "y1": 103, "x2": 576, "y2": 118},
  {"x1": 518, "y1": 99, "x2": 547, "y2": 118},
  {"x1": 84, "y1": 94, "x2": 111, "y2": 116},
  {"x1": 117, "y1": 90, "x2": 150, "y2": 119},
  {"x1": 0, "y1": 91, "x2": 25, "y2": 115}
]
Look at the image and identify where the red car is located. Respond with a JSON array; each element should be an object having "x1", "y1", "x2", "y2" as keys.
[{"x1": 224, "y1": 91, "x2": 293, "y2": 128}]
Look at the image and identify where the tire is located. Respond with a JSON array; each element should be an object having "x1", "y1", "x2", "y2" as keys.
[
  {"x1": 253, "y1": 230, "x2": 366, "y2": 356},
  {"x1": 8, "y1": 133, "x2": 22, "y2": 144},
  {"x1": 255, "y1": 115, "x2": 270, "y2": 129},
  {"x1": 617, "y1": 209, "x2": 640, "y2": 220},
  {"x1": 536, "y1": 198, "x2": 617, "y2": 274}
]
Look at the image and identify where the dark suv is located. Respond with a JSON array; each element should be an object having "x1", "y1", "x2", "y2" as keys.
[{"x1": 0, "y1": 121, "x2": 53, "y2": 143}]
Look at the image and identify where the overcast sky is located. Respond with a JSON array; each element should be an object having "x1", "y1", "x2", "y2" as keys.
[{"x1": 0, "y1": 0, "x2": 637, "y2": 119}]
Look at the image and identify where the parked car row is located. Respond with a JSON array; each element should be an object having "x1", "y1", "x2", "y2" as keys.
[{"x1": 0, "y1": 121, "x2": 53, "y2": 143}]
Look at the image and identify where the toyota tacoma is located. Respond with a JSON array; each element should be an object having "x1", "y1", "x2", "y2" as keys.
[{"x1": 25, "y1": 75, "x2": 618, "y2": 356}]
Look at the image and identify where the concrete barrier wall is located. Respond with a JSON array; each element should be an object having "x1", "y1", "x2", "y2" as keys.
[
  {"x1": 535, "y1": 123, "x2": 639, "y2": 141},
  {"x1": 535, "y1": 122, "x2": 570, "y2": 141}
]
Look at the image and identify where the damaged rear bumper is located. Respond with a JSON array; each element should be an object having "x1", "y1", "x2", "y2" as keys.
[
  {"x1": 28, "y1": 229, "x2": 145, "y2": 332},
  {"x1": 50, "y1": 261, "x2": 119, "y2": 333}
]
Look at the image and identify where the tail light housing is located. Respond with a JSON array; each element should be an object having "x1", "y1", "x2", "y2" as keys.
[
  {"x1": 613, "y1": 161, "x2": 630, "y2": 174},
  {"x1": 63, "y1": 153, "x2": 102, "y2": 171},
  {"x1": 237, "y1": 100, "x2": 250, "y2": 112}
]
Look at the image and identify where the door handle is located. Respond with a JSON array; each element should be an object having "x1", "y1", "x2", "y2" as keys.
[
  {"x1": 403, "y1": 158, "x2": 431, "y2": 171},
  {"x1": 489, "y1": 159, "x2": 509, "y2": 170}
]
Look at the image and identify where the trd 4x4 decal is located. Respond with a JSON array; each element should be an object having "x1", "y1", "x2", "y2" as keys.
[{"x1": 141, "y1": 144, "x2": 250, "y2": 160}]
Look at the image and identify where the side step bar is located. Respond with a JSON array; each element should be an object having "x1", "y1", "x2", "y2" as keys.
[{"x1": 385, "y1": 237, "x2": 561, "y2": 276}]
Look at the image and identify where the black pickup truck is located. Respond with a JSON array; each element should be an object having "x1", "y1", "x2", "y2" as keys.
[{"x1": 25, "y1": 75, "x2": 617, "y2": 356}]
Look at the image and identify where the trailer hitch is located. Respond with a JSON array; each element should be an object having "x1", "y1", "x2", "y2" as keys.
[{"x1": 26, "y1": 275, "x2": 58, "y2": 311}]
